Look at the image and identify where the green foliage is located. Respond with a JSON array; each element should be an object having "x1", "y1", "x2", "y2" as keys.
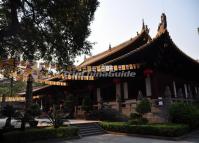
[
  {"x1": 0, "y1": 81, "x2": 26, "y2": 96},
  {"x1": 128, "y1": 98, "x2": 151, "y2": 125},
  {"x1": 15, "y1": 104, "x2": 41, "y2": 129},
  {"x1": 87, "y1": 108, "x2": 128, "y2": 122},
  {"x1": 0, "y1": 0, "x2": 99, "y2": 64},
  {"x1": 100, "y1": 122, "x2": 190, "y2": 137},
  {"x1": 0, "y1": 87, "x2": 9, "y2": 96},
  {"x1": 82, "y1": 95, "x2": 92, "y2": 113},
  {"x1": 12, "y1": 81, "x2": 26, "y2": 95},
  {"x1": 2, "y1": 127, "x2": 79, "y2": 143},
  {"x1": 136, "y1": 98, "x2": 151, "y2": 115},
  {"x1": 32, "y1": 82, "x2": 45, "y2": 88},
  {"x1": 27, "y1": 104, "x2": 41, "y2": 118},
  {"x1": 48, "y1": 105, "x2": 64, "y2": 128},
  {"x1": 128, "y1": 118, "x2": 148, "y2": 125},
  {"x1": 128, "y1": 113, "x2": 148, "y2": 125},
  {"x1": 168, "y1": 102, "x2": 199, "y2": 129},
  {"x1": 129, "y1": 113, "x2": 142, "y2": 119}
]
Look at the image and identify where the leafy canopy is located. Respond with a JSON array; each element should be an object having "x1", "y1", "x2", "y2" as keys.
[
  {"x1": 0, "y1": 0, "x2": 99, "y2": 65},
  {"x1": 0, "y1": 80, "x2": 26, "y2": 96}
]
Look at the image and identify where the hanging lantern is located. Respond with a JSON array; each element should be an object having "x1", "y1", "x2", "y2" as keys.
[
  {"x1": 113, "y1": 78, "x2": 121, "y2": 84},
  {"x1": 144, "y1": 68, "x2": 153, "y2": 77}
]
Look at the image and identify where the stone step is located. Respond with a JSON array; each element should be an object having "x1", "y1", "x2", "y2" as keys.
[
  {"x1": 72, "y1": 123, "x2": 106, "y2": 137},
  {"x1": 79, "y1": 128, "x2": 104, "y2": 134},
  {"x1": 79, "y1": 127, "x2": 103, "y2": 131},
  {"x1": 80, "y1": 130, "x2": 105, "y2": 137}
]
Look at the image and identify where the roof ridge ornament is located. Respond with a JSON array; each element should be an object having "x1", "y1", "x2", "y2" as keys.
[
  {"x1": 141, "y1": 19, "x2": 149, "y2": 34},
  {"x1": 142, "y1": 19, "x2": 145, "y2": 30},
  {"x1": 157, "y1": 13, "x2": 167, "y2": 36},
  {"x1": 109, "y1": 44, "x2": 111, "y2": 50}
]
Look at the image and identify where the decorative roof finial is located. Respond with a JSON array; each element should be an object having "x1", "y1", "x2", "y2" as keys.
[
  {"x1": 142, "y1": 19, "x2": 145, "y2": 30},
  {"x1": 157, "y1": 13, "x2": 167, "y2": 35},
  {"x1": 161, "y1": 13, "x2": 167, "y2": 29},
  {"x1": 109, "y1": 44, "x2": 111, "y2": 50}
]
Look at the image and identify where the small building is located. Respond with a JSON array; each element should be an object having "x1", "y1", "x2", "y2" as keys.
[{"x1": 19, "y1": 13, "x2": 199, "y2": 122}]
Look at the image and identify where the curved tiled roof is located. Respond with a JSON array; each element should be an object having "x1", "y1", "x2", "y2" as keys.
[
  {"x1": 104, "y1": 29, "x2": 199, "y2": 67},
  {"x1": 79, "y1": 30, "x2": 149, "y2": 67}
]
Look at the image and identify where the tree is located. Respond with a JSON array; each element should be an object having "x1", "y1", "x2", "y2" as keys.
[
  {"x1": 0, "y1": 80, "x2": 26, "y2": 97},
  {"x1": 0, "y1": 86, "x2": 9, "y2": 96},
  {"x1": 0, "y1": 0, "x2": 99, "y2": 65},
  {"x1": 21, "y1": 74, "x2": 33, "y2": 130}
]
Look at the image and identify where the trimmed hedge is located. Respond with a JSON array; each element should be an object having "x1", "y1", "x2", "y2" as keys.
[
  {"x1": 99, "y1": 122, "x2": 190, "y2": 137},
  {"x1": 2, "y1": 126, "x2": 79, "y2": 143}
]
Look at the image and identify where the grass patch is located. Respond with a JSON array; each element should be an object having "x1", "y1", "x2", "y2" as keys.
[{"x1": 99, "y1": 122, "x2": 190, "y2": 137}]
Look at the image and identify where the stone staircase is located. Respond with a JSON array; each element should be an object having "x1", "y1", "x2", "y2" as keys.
[{"x1": 73, "y1": 122, "x2": 106, "y2": 137}]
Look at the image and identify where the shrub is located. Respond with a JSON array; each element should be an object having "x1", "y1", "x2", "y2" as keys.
[
  {"x1": 48, "y1": 105, "x2": 64, "y2": 128},
  {"x1": 128, "y1": 118, "x2": 148, "y2": 125},
  {"x1": 128, "y1": 112, "x2": 148, "y2": 125},
  {"x1": 169, "y1": 102, "x2": 199, "y2": 129},
  {"x1": 99, "y1": 122, "x2": 189, "y2": 137},
  {"x1": 27, "y1": 104, "x2": 41, "y2": 118},
  {"x1": 136, "y1": 98, "x2": 151, "y2": 115},
  {"x1": 2, "y1": 126, "x2": 79, "y2": 143},
  {"x1": 129, "y1": 113, "x2": 142, "y2": 119},
  {"x1": 87, "y1": 108, "x2": 128, "y2": 122}
]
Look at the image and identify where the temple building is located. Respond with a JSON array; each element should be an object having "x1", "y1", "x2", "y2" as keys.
[{"x1": 19, "y1": 13, "x2": 199, "y2": 122}]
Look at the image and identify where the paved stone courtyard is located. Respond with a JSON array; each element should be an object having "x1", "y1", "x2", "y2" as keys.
[{"x1": 36, "y1": 133, "x2": 199, "y2": 143}]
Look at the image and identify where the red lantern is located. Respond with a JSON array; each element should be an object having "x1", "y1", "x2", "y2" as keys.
[
  {"x1": 144, "y1": 68, "x2": 153, "y2": 77},
  {"x1": 113, "y1": 78, "x2": 121, "y2": 84}
]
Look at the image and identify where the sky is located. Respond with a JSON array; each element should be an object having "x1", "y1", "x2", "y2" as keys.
[{"x1": 76, "y1": 0, "x2": 199, "y2": 64}]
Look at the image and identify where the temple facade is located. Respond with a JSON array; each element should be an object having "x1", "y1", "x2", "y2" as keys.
[{"x1": 20, "y1": 13, "x2": 199, "y2": 122}]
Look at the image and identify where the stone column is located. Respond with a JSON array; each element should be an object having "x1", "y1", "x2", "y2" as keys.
[
  {"x1": 123, "y1": 82, "x2": 128, "y2": 100},
  {"x1": 40, "y1": 99, "x2": 43, "y2": 110},
  {"x1": 173, "y1": 81, "x2": 177, "y2": 98},
  {"x1": 195, "y1": 86, "x2": 198, "y2": 95},
  {"x1": 184, "y1": 84, "x2": 188, "y2": 98},
  {"x1": 188, "y1": 84, "x2": 192, "y2": 99},
  {"x1": 116, "y1": 82, "x2": 121, "y2": 111},
  {"x1": 97, "y1": 88, "x2": 101, "y2": 109},
  {"x1": 145, "y1": 76, "x2": 152, "y2": 97}
]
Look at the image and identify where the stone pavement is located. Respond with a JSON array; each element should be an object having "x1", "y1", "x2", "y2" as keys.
[{"x1": 35, "y1": 133, "x2": 199, "y2": 143}]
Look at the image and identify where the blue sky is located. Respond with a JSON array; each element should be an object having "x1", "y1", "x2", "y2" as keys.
[{"x1": 76, "y1": 0, "x2": 199, "y2": 64}]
